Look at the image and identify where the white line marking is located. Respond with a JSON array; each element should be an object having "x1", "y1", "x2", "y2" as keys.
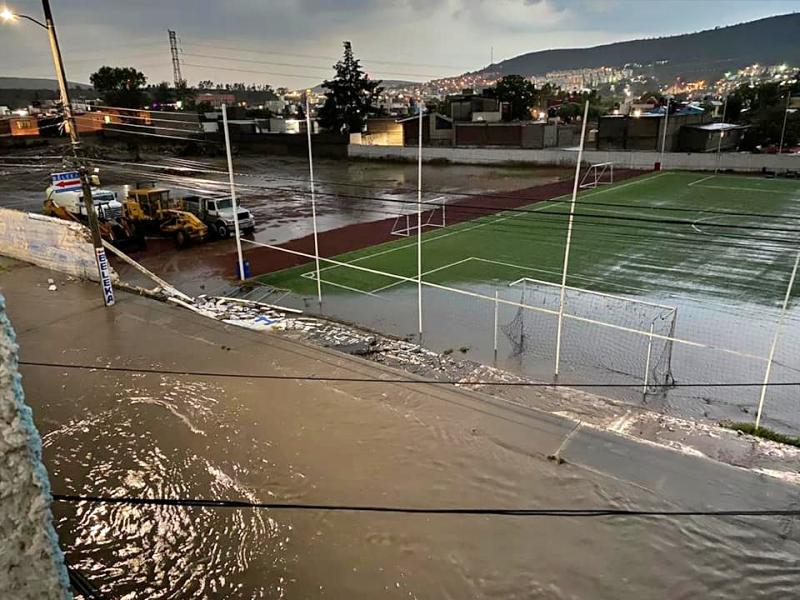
[
  {"x1": 295, "y1": 172, "x2": 666, "y2": 282},
  {"x1": 694, "y1": 184, "x2": 797, "y2": 194},
  {"x1": 369, "y1": 257, "x2": 475, "y2": 294},
  {"x1": 688, "y1": 175, "x2": 715, "y2": 187}
]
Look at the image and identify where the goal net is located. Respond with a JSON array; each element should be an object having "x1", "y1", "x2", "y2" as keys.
[
  {"x1": 502, "y1": 277, "x2": 676, "y2": 389},
  {"x1": 579, "y1": 162, "x2": 614, "y2": 189},
  {"x1": 390, "y1": 197, "x2": 447, "y2": 237}
]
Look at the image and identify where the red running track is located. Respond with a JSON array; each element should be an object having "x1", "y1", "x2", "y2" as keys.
[{"x1": 237, "y1": 169, "x2": 645, "y2": 277}]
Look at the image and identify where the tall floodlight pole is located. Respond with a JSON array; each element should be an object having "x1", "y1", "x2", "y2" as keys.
[
  {"x1": 417, "y1": 102, "x2": 424, "y2": 343},
  {"x1": 221, "y1": 104, "x2": 245, "y2": 280},
  {"x1": 754, "y1": 250, "x2": 800, "y2": 431},
  {"x1": 659, "y1": 97, "x2": 671, "y2": 168},
  {"x1": 554, "y1": 100, "x2": 590, "y2": 377},
  {"x1": 305, "y1": 94, "x2": 322, "y2": 306},
  {"x1": 778, "y1": 92, "x2": 791, "y2": 155},
  {"x1": 2, "y1": 2, "x2": 114, "y2": 306},
  {"x1": 714, "y1": 96, "x2": 728, "y2": 175}
]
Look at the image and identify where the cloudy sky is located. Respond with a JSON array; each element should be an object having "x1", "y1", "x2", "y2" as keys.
[{"x1": 1, "y1": 0, "x2": 798, "y2": 88}]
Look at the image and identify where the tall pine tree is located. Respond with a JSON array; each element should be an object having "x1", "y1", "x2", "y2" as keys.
[{"x1": 318, "y1": 41, "x2": 382, "y2": 134}]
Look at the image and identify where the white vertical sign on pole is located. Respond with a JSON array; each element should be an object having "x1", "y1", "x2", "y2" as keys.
[
  {"x1": 222, "y1": 104, "x2": 245, "y2": 280},
  {"x1": 755, "y1": 250, "x2": 800, "y2": 430},
  {"x1": 306, "y1": 95, "x2": 323, "y2": 305},
  {"x1": 554, "y1": 100, "x2": 589, "y2": 377},
  {"x1": 417, "y1": 102, "x2": 424, "y2": 342}
]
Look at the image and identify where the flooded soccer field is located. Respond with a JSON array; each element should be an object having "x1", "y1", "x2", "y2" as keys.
[{"x1": 258, "y1": 171, "x2": 800, "y2": 433}]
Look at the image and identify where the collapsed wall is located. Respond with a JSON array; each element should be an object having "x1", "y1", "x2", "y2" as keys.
[
  {"x1": 0, "y1": 295, "x2": 71, "y2": 599},
  {"x1": 0, "y1": 207, "x2": 108, "y2": 282}
]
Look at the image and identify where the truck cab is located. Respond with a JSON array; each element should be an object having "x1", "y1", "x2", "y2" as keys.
[
  {"x1": 182, "y1": 195, "x2": 256, "y2": 239},
  {"x1": 44, "y1": 184, "x2": 123, "y2": 221}
]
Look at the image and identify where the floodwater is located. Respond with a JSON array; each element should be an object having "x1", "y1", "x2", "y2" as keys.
[
  {"x1": 0, "y1": 151, "x2": 570, "y2": 295},
  {"x1": 13, "y1": 283, "x2": 799, "y2": 600},
  {"x1": 277, "y1": 279, "x2": 800, "y2": 434}
]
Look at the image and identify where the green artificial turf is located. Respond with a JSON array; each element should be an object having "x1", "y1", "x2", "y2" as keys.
[{"x1": 259, "y1": 171, "x2": 800, "y2": 303}]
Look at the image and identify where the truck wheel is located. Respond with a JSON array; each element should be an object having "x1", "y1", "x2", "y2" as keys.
[
  {"x1": 215, "y1": 222, "x2": 230, "y2": 239},
  {"x1": 175, "y1": 230, "x2": 187, "y2": 248}
]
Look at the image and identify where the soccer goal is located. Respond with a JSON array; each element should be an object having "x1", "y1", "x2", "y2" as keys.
[
  {"x1": 502, "y1": 277, "x2": 676, "y2": 390},
  {"x1": 390, "y1": 196, "x2": 447, "y2": 237},
  {"x1": 579, "y1": 162, "x2": 614, "y2": 189}
]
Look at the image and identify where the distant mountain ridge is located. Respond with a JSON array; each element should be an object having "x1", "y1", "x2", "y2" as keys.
[
  {"x1": 0, "y1": 77, "x2": 91, "y2": 90},
  {"x1": 483, "y1": 13, "x2": 800, "y2": 80}
]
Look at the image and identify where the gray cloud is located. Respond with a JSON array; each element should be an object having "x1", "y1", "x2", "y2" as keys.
[{"x1": 0, "y1": 0, "x2": 796, "y2": 88}]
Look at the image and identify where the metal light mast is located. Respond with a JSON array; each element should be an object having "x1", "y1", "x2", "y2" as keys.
[{"x1": 168, "y1": 30, "x2": 183, "y2": 86}]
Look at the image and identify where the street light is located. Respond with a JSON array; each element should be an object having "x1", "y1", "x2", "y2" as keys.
[{"x1": 1, "y1": 2, "x2": 114, "y2": 306}]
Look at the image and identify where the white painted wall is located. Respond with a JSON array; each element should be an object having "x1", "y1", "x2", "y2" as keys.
[
  {"x1": 0, "y1": 208, "x2": 112, "y2": 282},
  {"x1": 0, "y1": 296, "x2": 71, "y2": 599},
  {"x1": 349, "y1": 144, "x2": 799, "y2": 172}
]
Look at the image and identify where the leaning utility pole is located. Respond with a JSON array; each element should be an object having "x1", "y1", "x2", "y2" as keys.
[
  {"x1": 42, "y1": 0, "x2": 114, "y2": 306},
  {"x1": 168, "y1": 30, "x2": 183, "y2": 87}
]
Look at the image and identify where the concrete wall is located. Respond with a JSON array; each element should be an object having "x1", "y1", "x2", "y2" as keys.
[
  {"x1": 349, "y1": 144, "x2": 799, "y2": 172},
  {"x1": 0, "y1": 208, "x2": 104, "y2": 281},
  {"x1": 0, "y1": 295, "x2": 71, "y2": 599}
]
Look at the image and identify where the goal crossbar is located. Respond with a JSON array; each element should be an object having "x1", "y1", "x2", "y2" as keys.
[
  {"x1": 579, "y1": 162, "x2": 614, "y2": 189},
  {"x1": 391, "y1": 196, "x2": 447, "y2": 237}
]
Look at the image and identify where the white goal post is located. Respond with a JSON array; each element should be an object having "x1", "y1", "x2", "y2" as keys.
[
  {"x1": 391, "y1": 196, "x2": 447, "y2": 237},
  {"x1": 579, "y1": 162, "x2": 614, "y2": 189}
]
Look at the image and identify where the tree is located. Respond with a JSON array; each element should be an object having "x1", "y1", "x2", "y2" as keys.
[
  {"x1": 486, "y1": 75, "x2": 539, "y2": 121},
  {"x1": 175, "y1": 80, "x2": 197, "y2": 108},
  {"x1": 152, "y1": 82, "x2": 174, "y2": 105},
  {"x1": 318, "y1": 41, "x2": 383, "y2": 134},
  {"x1": 90, "y1": 66, "x2": 147, "y2": 108}
]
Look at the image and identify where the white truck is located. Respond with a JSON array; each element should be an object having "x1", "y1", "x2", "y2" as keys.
[
  {"x1": 44, "y1": 183, "x2": 124, "y2": 221},
  {"x1": 181, "y1": 195, "x2": 256, "y2": 239}
]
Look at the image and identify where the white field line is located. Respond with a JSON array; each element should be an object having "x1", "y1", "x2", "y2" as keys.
[
  {"x1": 694, "y1": 184, "x2": 797, "y2": 194},
  {"x1": 245, "y1": 239, "x2": 768, "y2": 363},
  {"x1": 688, "y1": 175, "x2": 715, "y2": 187},
  {"x1": 318, "y1": 278, "x2": 380, "y2": 297},
  {"x1": 369, "y1": 257, "x2": 475, "y2": 294},
  {"x1": 298, "y1": 171, "x2": 667, "y2": 282}
]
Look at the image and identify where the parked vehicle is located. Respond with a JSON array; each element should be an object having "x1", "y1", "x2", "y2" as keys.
[
  {"x1": 124, "y1": 184, "x2": 208, "y2": 247},
  {"x1": 43, "y1": 179, "x2": 137, "y2": 246},
  {"x1": 181, "y1": 195, "x2": 256, "y2": 239}
]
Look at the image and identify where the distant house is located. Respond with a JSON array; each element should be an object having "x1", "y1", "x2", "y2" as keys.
[
  {"x1": 364, "y1": 117, "x2": 403, "y2": 145},
  {"x1": 400, "y1": 113, "x2": 453, "y2": 146},
  {"x1": 0, "y1": 116, "x2": 39, "y2": 137},
  {"x1": 197, "y1": 93, "x2": 236, "y2": 108},
  {"x1": 454, "y1": 121, "x2": 577, "y2": 149},
  {"x1": 597, "y1": 106, "x2": 709, "y2": 151},
  {"x1": 679, "y1": 123, "x2": 747, "y2": 152},
  {"x1": 448, "y1": 92, "x2": 502, "y2": 122}
]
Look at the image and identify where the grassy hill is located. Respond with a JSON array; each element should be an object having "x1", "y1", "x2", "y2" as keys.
[{"x1": 485, "y1": 13, "x2": 800, "y2": 81}]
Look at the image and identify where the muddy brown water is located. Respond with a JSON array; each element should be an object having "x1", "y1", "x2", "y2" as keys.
[{"x1": 5, "y1": 254, "x2": 800, "y2": 599}]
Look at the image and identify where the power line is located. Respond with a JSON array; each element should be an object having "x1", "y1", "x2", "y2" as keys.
[
  {"x1": 180, "y1": 52, "x2": 450, "y2": 80},
  {"x1": 51, "y1": 494, "x2": 800, "y2": 519},
  {"x1": 178, "y1": 40, "x2": 470, "y2": 72},
  {"x1": 78, "y1": 151, "x2": 800, "y2": 222},
  {"x1": 18, "y1": 361, "x2": 800, "y2": 388},
  {"x1": 93, "y1": 162, "x2": 800, "y2": 254},
  {"x1": 79, "y1": 155, "x2": 800, "y2": 237}
]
